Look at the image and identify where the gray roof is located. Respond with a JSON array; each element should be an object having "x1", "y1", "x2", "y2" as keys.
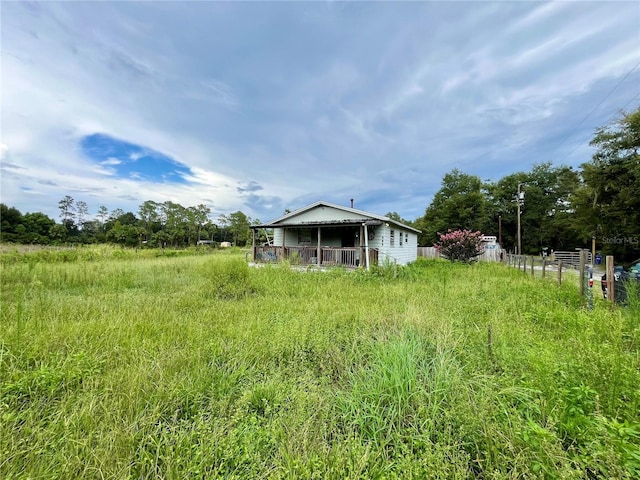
[{"x1": 252, "y1": 200, "x2": 421, "y2": 233}]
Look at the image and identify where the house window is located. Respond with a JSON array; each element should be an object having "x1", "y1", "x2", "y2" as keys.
[
  {"x1": 399, "y1": 231, "x2": 403, "y2": 247},
  {"x1": 298, "y1": 228, "x2": 312, "y2": 243},
  {"x1": 390, "y1": 229, "x2": 395, "y2": 247}
]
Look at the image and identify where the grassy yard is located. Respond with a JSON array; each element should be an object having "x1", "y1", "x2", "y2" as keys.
[{"x1": 1, "y1": 249, "x2": 639, "y2": 479}]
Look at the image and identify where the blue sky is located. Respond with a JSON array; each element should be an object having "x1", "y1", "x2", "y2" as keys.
[{"x1": 2, "y1": 1, "x2": 639, "y2": 224}]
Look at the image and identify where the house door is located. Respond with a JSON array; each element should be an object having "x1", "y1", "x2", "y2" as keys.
[{"x1": 340, "y1": 227, "x2": 358, "y2": 247}]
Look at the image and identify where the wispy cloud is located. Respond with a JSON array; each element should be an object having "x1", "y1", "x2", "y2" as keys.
[
  {"x1": 1, "y1": 1, "x2": 638, "y2": 223},
  {"x1": 237, "y1": 181, "x2": 264, "y2": 194},
  {"x1": 101, "y1": 158, "x2": 122, "y2": 166}
]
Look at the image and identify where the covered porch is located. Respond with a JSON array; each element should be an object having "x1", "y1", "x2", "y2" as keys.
[
  {"x1": 251, "y1": 220, "x2": 381, "y2": 269},
  {"x1": 253, "y1": 245, "x2": 378, "y2": 268}
]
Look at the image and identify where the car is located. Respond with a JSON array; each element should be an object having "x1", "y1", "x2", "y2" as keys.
[
  {"x1": 628, "y1": 258, "x2": 640, "y2": 275},
  {"x1": 601, "y1": 258, "x2": 640, "y2": 303}
]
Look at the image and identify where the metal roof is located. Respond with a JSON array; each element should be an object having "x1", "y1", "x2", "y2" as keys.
[{"x1": 251, "y1": 200, "x2": 421, "y2": 233}]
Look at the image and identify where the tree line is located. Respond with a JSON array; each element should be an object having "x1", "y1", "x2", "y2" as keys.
[
  {"x1": 410, "y1": 107, "x2": 639, "y2": 261},
  {"x1": 1, "y1": 198, "x2": 261, "y2": 248},
  {"x1": 1, "y1": 107, "x2": 638, "y2": 260}
]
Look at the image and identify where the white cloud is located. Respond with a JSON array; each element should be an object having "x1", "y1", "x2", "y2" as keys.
[
  {"x1": 101, "y1": 157, "x2": 122, "y2": 166},
  {"x1": 1, "y1": 1, "x2": 638, "y2": 222}
]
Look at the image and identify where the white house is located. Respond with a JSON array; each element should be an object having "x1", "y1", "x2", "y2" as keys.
[{"x1": 250, "y1": 201, "x2": 421, "y2": 269}]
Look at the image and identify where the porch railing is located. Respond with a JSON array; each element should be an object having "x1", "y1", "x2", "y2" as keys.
[
  {"x1": 320, "y1": 247, "x2": 357, "y2": 267},
  {"x1": 253, "y1": 245, "x2": 377, "y2": 268}
]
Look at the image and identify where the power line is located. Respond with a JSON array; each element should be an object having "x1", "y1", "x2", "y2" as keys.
[
  {"x1": 554, "y1": 60, "x2": 640, "y2": 156},
  {"x1": 576, "y1": 61, "x2": 639, "y2": 129},
  {"x1": 616, "y1": 91, "x2": 640, "y2": 115},
  {"x1": 563, "y1": 91, "x2": 640, "y2": 161}
]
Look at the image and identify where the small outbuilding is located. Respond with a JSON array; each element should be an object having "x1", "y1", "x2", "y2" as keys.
[{"x1": 250, "y1": 200, "x2": 420, "y2": 269}]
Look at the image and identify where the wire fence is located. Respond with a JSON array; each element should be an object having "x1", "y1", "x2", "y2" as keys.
[{"x1": 417, "y1": 246, "x2": 503, "y2": 262}]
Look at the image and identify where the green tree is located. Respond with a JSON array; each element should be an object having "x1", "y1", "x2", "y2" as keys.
[
  {"x1": 49, "y1": 223, "x2": 68, "y2": 243},
  {"x1": 58, "y1": 195, "x2": 77, "y2": 237},
  {"x1": 161, "y1": 201, "x2": 188, "y2": 246},
  {"x1": 572, "y1": 107, "x2": 640, "y2": 261},
  {"x1": 217, "y1": 214, "x2": 230, "y2": 242},
  {"x1": 228, "y1": 211, "x2": 251, "y2": 246},
  {"x1": 385, "y1": 212, "x2": 410, "y2": 224},
  {"x1": 76, "y1": 200, "x2": 89, "y2": 228},
  {"x1": 81, "y1": 220, "x2": 102, "y2": 243},
  {"x1": 418, "y1": 169, "x2": 491, "y2": 245},
  {"x1": 191, "y1": 204, "x2": 211, "y2": 242},
  {"x1": 138, "y1": 200, "x2": 159, "y2": 241},
  {"x1": 202, "y1": 220, "x2": 217, "y2": 243},
  {"x1": 97, "y1": 206, "x2": 109, "y2": 231},
  {"x1": 22, "y1": 212, "x2": 56, "y2": 244},
  {"x1": 107, "y1": 221, "x2": 142, "y2": 247},
  {"x1": 108, "y1": 208, "x2": 125, "y2": 222},
  {"x1": 0, "y1": 204, "x2": 23, "y2": 242},
  {"x1": 486, "y1": 163, "x2": 580, "y2": 254},
  {"x1": 58, "y1": 195, "x2": 75, "y2": 224}
]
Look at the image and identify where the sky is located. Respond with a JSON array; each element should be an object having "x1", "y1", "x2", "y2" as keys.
[{"x1": 2, "y1": 1, "x2": 639, "y2": 225}]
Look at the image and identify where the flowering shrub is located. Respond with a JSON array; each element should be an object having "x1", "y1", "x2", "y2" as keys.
[{"x1": 435, "y1": 229, "x2": 485, "y2": 263}]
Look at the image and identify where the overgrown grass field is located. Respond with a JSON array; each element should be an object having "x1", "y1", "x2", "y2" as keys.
[{"x1": 1, "y1": 249, "x2": 639, "y2": 478}]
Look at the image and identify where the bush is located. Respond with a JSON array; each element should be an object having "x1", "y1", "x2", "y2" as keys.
[
  {"x1": 435, "y1": 229, "x2": 484, "y2": 263},
  {"x1": 203, "y1": 258, "x2": 259, "y2": 300}
]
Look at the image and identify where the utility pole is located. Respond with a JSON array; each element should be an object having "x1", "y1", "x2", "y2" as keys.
[{"x1": 517, "y1": 182, "x2": 522, "y2": 256}]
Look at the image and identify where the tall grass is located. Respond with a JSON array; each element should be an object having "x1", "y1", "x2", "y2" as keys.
[{"x1": 1, "y1": 251, "x2": 638, "y2": 478}]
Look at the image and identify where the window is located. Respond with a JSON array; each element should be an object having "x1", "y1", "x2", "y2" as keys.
[
  {"x1": 390, "y1": 229, "x2": 395, "y2": 247},
  {"x1": 298, "y1": 228, "x2": 312, "y2": 243},
  {"x1": 399, "y1": 230, "x2": 403, "y2": 247}
]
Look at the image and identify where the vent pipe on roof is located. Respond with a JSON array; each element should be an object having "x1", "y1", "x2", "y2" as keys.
[{"x1": 350, "y1": 198, "x2": 354, "y2": 208}]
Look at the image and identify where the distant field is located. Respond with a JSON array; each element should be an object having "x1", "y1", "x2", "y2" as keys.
[
  {"x1": 0, "y1": 244, "x2": 75, "y2": 254},
  {"x1": 1, "y1": 249, "x2": 639, "y2": 478}
]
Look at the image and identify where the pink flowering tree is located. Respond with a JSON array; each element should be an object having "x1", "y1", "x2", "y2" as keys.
[{"x1": 435, "y1": 229, "x2": 485, "y2": 263}]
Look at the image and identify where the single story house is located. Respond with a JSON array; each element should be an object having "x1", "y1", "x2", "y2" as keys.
[{"x1": 250, "y1": 201, "x2": 421, "y2": 269}]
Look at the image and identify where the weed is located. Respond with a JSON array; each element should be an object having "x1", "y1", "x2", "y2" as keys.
[{"x1": 0, "y1": 249, "x2": 638, "y2": 478}]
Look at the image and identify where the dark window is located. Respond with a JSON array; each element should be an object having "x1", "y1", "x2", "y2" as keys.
[{"x1": 298, "y1": 228, "x2": 312, "y2": 243}]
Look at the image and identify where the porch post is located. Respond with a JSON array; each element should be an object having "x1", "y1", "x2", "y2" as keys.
[
  {"x1": 359, "y1": 225, "x2": 364, "y2": 267},
  {"x1": 252, "y1": 228, "x2": 256, "y2": 262},
  {"x1": 282, "y1": 228, "x2": 286, "y2": 261},
  {"x1": 317, "y1": 227, "x2": 321, "y2": 266},
  {"x1": 363, "y1": 223, "x2": 370, "y2": 271}
]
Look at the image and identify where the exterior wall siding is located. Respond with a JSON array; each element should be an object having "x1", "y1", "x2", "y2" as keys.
[
  {"x1": 368, "y1": 225, "x2": 417, "y2": 266},
  {"x1": 273, "y1": 228, "x2": 284, "y2": 245}
]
